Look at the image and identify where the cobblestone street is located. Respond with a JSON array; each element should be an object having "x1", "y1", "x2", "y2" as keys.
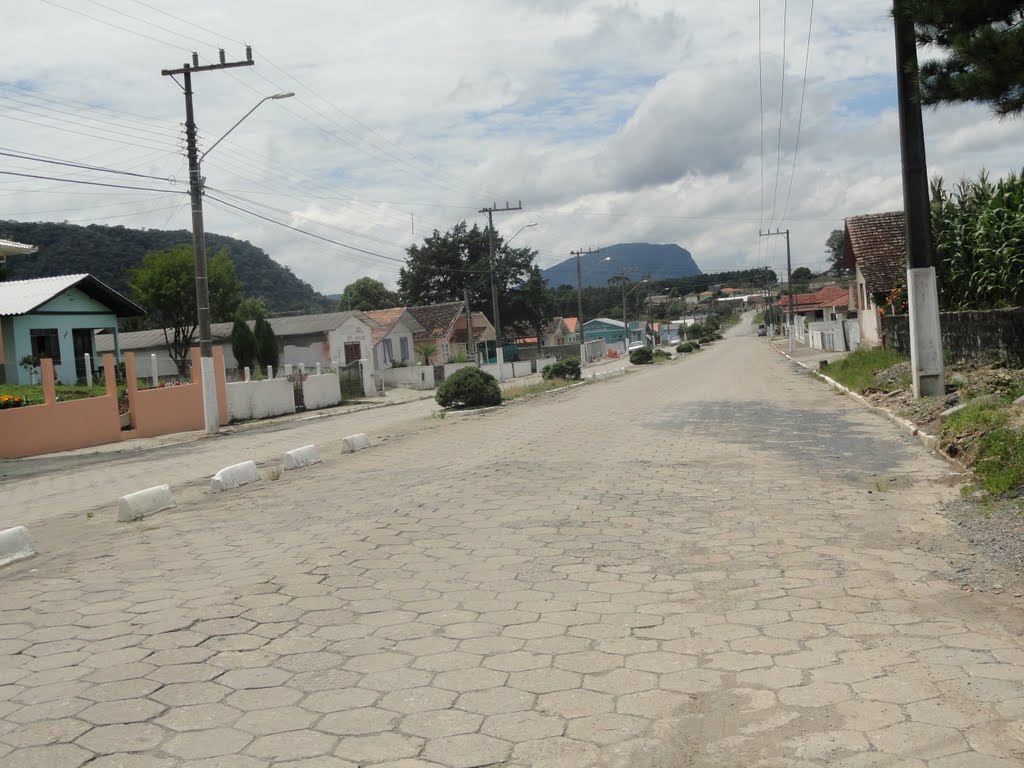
[{"x1": 3, "y1": 329, "x2": 1024, "y2": 767}]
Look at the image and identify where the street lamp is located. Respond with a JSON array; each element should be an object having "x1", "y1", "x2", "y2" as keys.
[
  {"x1": 187, "y1": 91, "x2": 294, "y2": 433},
  {"x1": 623, "y1": 279, "x2": 648, "y2": 350},
  {"x1": 504, "y1": 222, "x2": 537, "y2": 248}
]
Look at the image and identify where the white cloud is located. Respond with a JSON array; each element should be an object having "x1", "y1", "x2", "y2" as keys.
[{"x1": 2, "y1": 0, "x2": 1022, "y2": 295}]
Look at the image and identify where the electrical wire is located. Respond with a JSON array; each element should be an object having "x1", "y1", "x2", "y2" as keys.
[
  {"x1": 769, "y1": 0, "x2": 789, "y2": 226},
  {"x1": 37, "y1": 0, "x2": 187, "y2": 52},
  {"x1": 0, "y1": 149, "x2": 178, "y2": 183},
  {"x1": 0, "y1": 170, "x2": 186, "y2": 194},
  {"x1": 778, "y1": 0, "x2": 815, "y2": 225}
]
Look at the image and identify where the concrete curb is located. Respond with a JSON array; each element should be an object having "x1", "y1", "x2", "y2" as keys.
[
  {"x1": 284, "y1": 444, "x2": 322, "y2": 470},
  {"x1": 769, "y1": 340, "x2": 941, "y2": 454},
  {"x1": 0, "y1": 526, "x2": 36, "y2": 568},
  {"x1": 211, "y1": 461, "x2": 260, "y2": 492},
  {"x1": 341, "y1": 433, "x2": 371, "y2": 453},
  {"x1": 118, "y1": 484, "x2": 176, "y2": 522}
]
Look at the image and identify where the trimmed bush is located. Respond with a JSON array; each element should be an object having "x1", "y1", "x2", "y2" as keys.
[
  {"x1": 690, "y1": 340, "x2": 701, "y2": 350},
  {"x1": 436, "y1": 367, "x2": 502, "y2": 408},
  {"x1": 652, "y1": 349, "x2": 670, "y2": 362},
  {"x1": 677, "y1": 342, "x2": 694, "y2": 353},
  {"x1": 541, "y1": 356, "x2": 581, "y2": 381},
  {"x1": 629, "y1": 346, "x2": 654, "y2": 365}
]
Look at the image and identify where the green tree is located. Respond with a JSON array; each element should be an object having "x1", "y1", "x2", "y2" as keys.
[
  {"x1": 230, "y1": 315, "x2": 259, "y2": 374},
  {"x1": 825, "y1": 229, "x2": 846, "y2": 275},
  {"x1": 900, "y1": 1, "x2": 1024, "y2": 117},
  {"x1": 398, "y1": 222, "x2": 537, "y2": 340},
  {"x1": 505, "y1": 265, "x2": 552, "y2": 350},
  {"x1": 791, "y1": 267, "x2": 814, "y2": 283},
  {"x1": 253, "y1": 315, "x2": 280, "y2": 372},
  {"x1": 128, "y1": 244, "x2": 241, "y2": 374},
  {"x1": 235, "y1": 296, "x2": 269, "y2": 321},
  {"x1": 338, "y1": 277, "x2": 399, "y2": 311}
]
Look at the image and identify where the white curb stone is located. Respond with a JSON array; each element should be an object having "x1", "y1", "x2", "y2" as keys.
[
  {"x1": 284, "y1": 444, "x2": 322, "y2": 470},
  {"x1": 341, "y1": 433, "x2": 371, "y2": 453},
  {"x1": 0, "y1": 526, "x2": 36, "y2": 568},
  {"x1": 211, "y1": 461, "x2": 260, "y2": 492},
  {"x1": 118, "y1": 484, "x2": 176, "y2": 522}
]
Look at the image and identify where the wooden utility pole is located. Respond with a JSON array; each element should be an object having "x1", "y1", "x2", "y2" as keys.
[
  {"x1": 893, "y1": 1, "x2": 945, "y2": 397},
  {"x1": 162, "y1": 48, "x2": 254, "y2": 433},
  {"x1": 478, "y1": 202, "x2": 522, "y2": 379},
  {"x1": 571, "y1": 248, "x2": 599, "y2": 365},
  {"x1": 760, "y1": 229, "x2": 795, "y2": 352}
]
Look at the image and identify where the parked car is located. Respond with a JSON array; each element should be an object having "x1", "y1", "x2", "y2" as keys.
[
  {"x1": 757, "y1": 325, "x2": 767, "y2": 337},
  {"x1": 627, "y1": 341, "x2": 646, "y2": 352}
]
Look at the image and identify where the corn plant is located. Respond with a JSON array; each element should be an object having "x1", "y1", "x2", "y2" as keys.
[{"x1": 931, "y1": 169, "x2": 1024, "y2": 310}]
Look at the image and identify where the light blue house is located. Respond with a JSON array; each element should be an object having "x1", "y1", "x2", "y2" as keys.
[
  {"x1": 582, "y1": 317, "x2": 628, "y2": 348},
  {"x1": 0, "y1": 274, "x2": 144, "y2": 385}
]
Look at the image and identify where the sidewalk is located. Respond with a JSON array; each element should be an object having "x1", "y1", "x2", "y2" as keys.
[{"x1": 767, "y1": 334, "x2": 849, "y2": 369}]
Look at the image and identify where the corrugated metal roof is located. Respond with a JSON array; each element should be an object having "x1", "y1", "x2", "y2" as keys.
[
  {"x1": 0, "y1": 274, "x2": 144, "y2": 318},
  {"x1": 0, "y1": 239, "x2": 38, "y2": 257}
]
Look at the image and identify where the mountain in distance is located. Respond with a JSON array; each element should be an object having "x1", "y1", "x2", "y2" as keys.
[
  {"x1": 0, "y1": 220, "x2": 334, "y2": 314},
  {"x1": 542, "y1": 243, "x2": 701, "y2": 288}
]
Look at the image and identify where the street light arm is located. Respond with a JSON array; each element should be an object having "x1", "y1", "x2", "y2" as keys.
[
  {"x1": 503, "y1": 222, "x2": 537, "y2": 249},
  {"x1": 199, "y1": 92, "x2": 294, "y2": 164}
]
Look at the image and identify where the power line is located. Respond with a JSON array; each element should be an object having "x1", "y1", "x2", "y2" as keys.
[
  {"x1": 0, "y1": 170, "x2": 186, "y2": 194},
  {"x1": 37, "y1": 0, "x2": 187, "y2": 52},
  {"x1": 758, "y1": 0, "x2": 766, "y2": 242},
  {"x1": 0, "y1": 149, "x2": 178, "y2": 183},
  {"x1": 769, "y1": 0, "x2": 790, "y2": 226},
  {"x1": 778, "y1": 0, "x2": 815, "y2": 225}
]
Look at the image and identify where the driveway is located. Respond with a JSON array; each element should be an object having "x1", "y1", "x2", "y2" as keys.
[{"x1": 2, "y1": 329, "x2": 1023, "y2": 767}]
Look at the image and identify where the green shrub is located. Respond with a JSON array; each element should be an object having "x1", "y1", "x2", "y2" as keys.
[
  {"x1": 690, "y1": 340, "x2": 701, "y2": 350},
  {"x1": 688, "y1": 323, "x2": 705, "y2": 338},
  {"x1": 677, "y1": 342, "x2": 694, "y2": 353},
  {"x1": 652, "y1": 349, "x2": 670, "y2": 362},
  {"x1": 699, "y1": 335, "x2": 714, "y2": 344},
  {"x1": 541, "y1": 357, "x2": 581, "y2": 381},
  {"x1": 230, "y1": 315, "x2": 259, "y2": 373},
  {"x1": 629, "y1": 347, "x2": 654, "y2": 365},
  {"x1": 435, "y1": 367, "x2": 501, "y2": 408},
  {"x1": 253, "y1": 315, "x2": 279, "y2": 370}
]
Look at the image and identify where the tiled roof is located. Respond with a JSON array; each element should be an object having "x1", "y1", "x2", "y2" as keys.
[
  {"x1": 788, "y1": 285, "x2": 849, "y2": 313},
  {"x1": 364, "y1": 307, "x2": 408, "y2": 346},
  {"x1": 844, "y1": 211, "x2": 907, "y2": 295},
  {"x1": 563, "y1": 317, "x2": 578, "y2": 332},
  {"x1": 409, "y1": 301, "x2": 466, "y2": 340},
  {"x1": 451, "y1": 312, "x2": 493, "y2": 344},
  {"x1": 0, "y1": 274, "x2": 143, "y2": 317}
]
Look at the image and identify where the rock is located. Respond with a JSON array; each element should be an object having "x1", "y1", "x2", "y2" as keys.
[{"x1": 939, "y1": 394, "x2": 1001, "y2": 423}]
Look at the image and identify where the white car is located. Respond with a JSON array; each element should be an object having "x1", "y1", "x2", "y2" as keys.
[{"x1": 627, "y1": 341, "x2": 646, "y2": 352}]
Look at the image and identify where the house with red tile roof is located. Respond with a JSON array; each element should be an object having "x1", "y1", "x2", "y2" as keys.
[
  {"x1": 405, "y1": 301, "x2": 495, "y2": 364},
  {"x1": 563, "y1": 317, "x2": 580, "y2": 344},
  {"x1": 363, "y1": 308, "x2": 426, "y2": 370},
  {"x1": 843, "y1": 211, "x2": 906, "y2": 346}
]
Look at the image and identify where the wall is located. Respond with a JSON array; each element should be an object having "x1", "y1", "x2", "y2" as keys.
[
  {"x1": 380, "y1": 365, "x2": 434, "y2": 390},
  {"x1": 0, "y1": 355, "x2": 122, "y2": 459},
  {"x1": 882, "y1": 308, "x2": 1024, "y2": 365},
  {"x1": 511, "y1": 361, "x2": 533, "y2": 378},
  {"x1": 855, "y1": 265, "x2": 882, "y2": 347},
  {"x1": 227, "y1": 378, "x2": 296, "y2": 421},
  {"x1": 443, "y1": 362, "x2": 475, "y2": 379},
  {"x1": 807, "y1": 320, "x2": 849, "y2": 352},
  {"x1": 480, "y1": 362, "x2": 515, "y2": 380},
  {"x1": 125, "y1": 347, "x2": 229, "y2": 437},
  {"x1": 302, "y1": 373, "x2": 341, "y2": 411}
]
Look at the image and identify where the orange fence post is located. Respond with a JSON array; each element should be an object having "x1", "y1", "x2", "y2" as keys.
[
  {"x1": 102, "y1": 353, "x2": 116, "y2": 398},
  {"x1": 125, "y1": 352, "x2": 138, "y2": 430},
  {"x1": 40, "y1": 358, "x2": 57, "y2": 405}
]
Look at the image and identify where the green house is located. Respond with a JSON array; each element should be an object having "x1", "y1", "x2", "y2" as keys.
[{"x1": 0, "y1": 274, "x2": 144, "y2": 385}]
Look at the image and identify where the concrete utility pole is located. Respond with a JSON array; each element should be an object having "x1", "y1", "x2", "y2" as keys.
[
  {"x1": 571, "y1": 248, "x2": 599, "y2": 365},
  {"x1": 893, "y1": 1, "x2": 945, "y2": 398},
  {"x1": 479, "y1": 202, "x2": 522, "y2": 380},
  {"x1": 162, "y1": 48, "x2": 255, "y2": 433},
  {"x1": 464, "y1": 288, "x2": 476, "y2": 364},
  {"x1": 760, "y1": 229, "x2": 796, "y2": 353}
]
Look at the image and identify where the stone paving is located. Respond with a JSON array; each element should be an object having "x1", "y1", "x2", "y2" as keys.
[{"x1": 3, "y1": 329, "x2": 1024, "y2": 766}]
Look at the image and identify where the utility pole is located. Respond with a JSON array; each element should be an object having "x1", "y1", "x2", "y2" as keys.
[
  {"x1": 479, "y1": 202, "x2": 522, "y2": 380},
  {"x1": 571, "y1": 248, "x2": 599, "y2": 366},
  {"x1": 162, "y1": 48, "x2": 255, "y2": 433},
  {"x1": 464, "y1": 288, "x2": 476, "y2": 364},
  {"x1": 893, "y1": 1, "x2": 944, "y2": 397},
  {"x1": 760, "y1": 229, "x2": 795, "y2": 353}
]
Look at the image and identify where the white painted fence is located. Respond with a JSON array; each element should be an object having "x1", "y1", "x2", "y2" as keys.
[
  {"x1": 380, "y1": 365, "x2": 434, "y2": 390},
  {"x1": 443, "y1": 362, "x2": 475, "y2": 379},
  {"x1": 302, "y1": 373, "x2": 342, "y2": 410},
  {"x1": 227, "y1": 378, "x2": 295, "y2": 422}
]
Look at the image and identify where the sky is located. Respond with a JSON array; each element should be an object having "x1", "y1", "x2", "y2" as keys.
[{"x1": 3, "y1": 0, "x2": 1021, "y2": 295}]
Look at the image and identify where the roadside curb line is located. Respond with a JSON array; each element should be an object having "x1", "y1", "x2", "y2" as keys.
[
  {"x1": 284, "y1": 444, "x2": 322, "y2": 470},
  {"x1": 342, "y1": 433, "x2": 371, "y2": 453},
  {"x1": 211, "y1": 461, "x2": 261, "y2": 492},
  {"x1": 769, "y1": 340, "x2": 941, "y2": 455},
  {"x1": 0, "y1": 526, "x2": 36, "y2": 568},
  {"x1": 118, "y1": 484, "x2": 176, "y2": 522}
]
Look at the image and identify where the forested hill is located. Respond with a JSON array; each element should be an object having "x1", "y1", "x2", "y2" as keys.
[{"x1": 0, "y1": 220, "x2": 333, "y2": 314}]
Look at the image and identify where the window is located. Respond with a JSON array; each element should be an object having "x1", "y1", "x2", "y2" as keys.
[
  {"x1": 30, "y1": 328, "x2": 61, "y2": 364},
  {"x1": 860, "y1": 282, "x2": 867, "y2": 309},
  {"x1": 441, "y1": 342, "x2": 450, "y2": 363},
  {"x1": 382, "y1": 338, "x2": 393, "y2": 364},
  {"x1": 399, "y1": 336, "x2": 410, "y2": 362}
]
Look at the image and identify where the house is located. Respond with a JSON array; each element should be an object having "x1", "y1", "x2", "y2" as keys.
[
  {"x1": 0, "y1": 238, "x2": 37, "y2": 266},
  {"x1": 364, "y1": 308, "x2": 427, "y2": 368},
  {"x1": 407, "y1": 301, "x2": 495, "y2": 364},
  {"x1": 582, "y1": 318, "x2": 629, "y2": 349},
  {"x1": 96, "y1": 311, "x2": 378, "y2": 378},
  {"x1": 0, "y1": 274, "x2": 144, "y2": 385},
  {"x1": 542, "y1": 317, "x2": 570, "y2": 347},
  {"x1": 786, "y1": 285, "x2": 850, "y2": 323},
  {"x1": 843, "y1": 211, "x2": 907, "y2": 346},
  {"x1": 563, "y1": 317, "x2": 580, "y2": 344}
]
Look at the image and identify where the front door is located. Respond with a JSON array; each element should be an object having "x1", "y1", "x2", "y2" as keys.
[
  {"x1": 72, "y1": 329, "x2": 93, "y2": 383},
  {"x1": 343, "y1": 342, "x2": 362, "y2": 364}
]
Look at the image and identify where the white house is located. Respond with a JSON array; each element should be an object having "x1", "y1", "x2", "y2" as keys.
[
  {"x1": 363, "y1": 308, "x2": 427, "y2": 369},
  {"x1": 843, "y1": 211, "x2": 907, "y2": 347}
]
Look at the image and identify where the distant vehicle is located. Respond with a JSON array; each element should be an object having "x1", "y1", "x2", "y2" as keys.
[
  {"x1": 757, "y1": 325, "x2": 767, "y2": 337},
  {"x1": 627, "y1": 341, "x2": 646, "y2": 352}
]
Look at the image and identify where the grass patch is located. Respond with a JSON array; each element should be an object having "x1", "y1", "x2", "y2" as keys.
[
  {"x1": 975, "y1": 428, "x2": 1024, "y2": 495},
  {"x1": 503, "y1": 378, "x2": 575, "y2": 401},
  {"x1": 822, "y1": 348, "x2": 909, "y2": 393},
  {"x1": 0, "y1": 382, "x2": 122, "y2": 405}
]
